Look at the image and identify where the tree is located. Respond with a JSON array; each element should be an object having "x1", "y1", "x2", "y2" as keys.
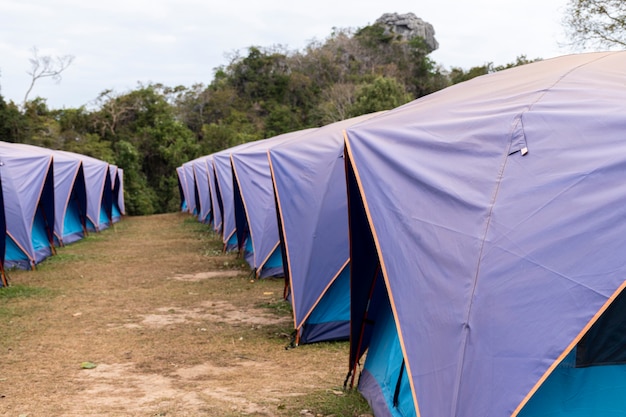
[
  {"x1": 564, "y1": 0, "x2": 626, "y2": 49},
  {"x1": 0, "y1": 94, "x2": 26, "y2": 142},
  {"x1": 348, "y1": 76, "x2": 412, "y2": 117}
]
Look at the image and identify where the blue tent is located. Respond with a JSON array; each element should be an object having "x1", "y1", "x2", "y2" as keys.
[
  {"x1": 109, "y1": 164, "x2": 123, "y2": 223},
  {"x1": 116, "y1": 168, "x2": 125, "y2": 217},
  {"x1": 191, "y1": 156, "x2": 213, "y2": 224},
  {"x1": 50, "y1": 150, "x2": 88, "y2": 244},
  {"x1": 176, "y1": 166, "x2": 189, "y2": 212},
  {"x1": 182, "y1": 161, "x2": 198, "y2": 216},
  {"x1": 206, "y1": 155, "x2": 223, "y2": 233},
  {"x1": 213, "y1": 141, "x2": 259, "y2": 251},
  {"x1": 69, "y1": 153, "x2": 112, "y2": 232},
  {"x1": 0, "y1": 142, "x2": 56, "y2": 269},
  {"x1": 4, "y1": 143, "x2": 88, "y2": 246},
  {"x1": 0, "y1": 169, "x2": 6, "y2": 286},
  {"x1": 344, "y1": 51, "x2": 626, "y2": 417},
  {"x1": 231, "y1": 129, "x2": 315, "y2": 278},
  {"x1": 268, "y1": 114, "x2": 381, "y2": 344}
]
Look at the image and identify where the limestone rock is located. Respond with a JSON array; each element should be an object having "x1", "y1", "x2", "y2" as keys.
[{"x1": 375, "y1": 12, "x2": 439, "y2": 52}]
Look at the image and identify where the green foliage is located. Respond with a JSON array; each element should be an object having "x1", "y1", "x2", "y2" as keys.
[
  {"x1": 355, "y1": 23, "x2": 395, "y2": 47},
  {"x1": 0, "y1": 95, "x2": 27, "y2": 142},
  {"x1": 349, "y1": 76, "x2": 412, "y2": 116}
]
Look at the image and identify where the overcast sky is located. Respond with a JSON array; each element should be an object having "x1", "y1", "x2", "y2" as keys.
[{"x1": 0, "y1": 0, "x2": 574, "y2": 109}]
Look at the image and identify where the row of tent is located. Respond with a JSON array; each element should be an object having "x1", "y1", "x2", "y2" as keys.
[
  {"x1": 177, "y1": 51, "x2": 626, "y2": 417},
  {"x1": 0, "y1": 141, "x2": 125, "y2": 285}
]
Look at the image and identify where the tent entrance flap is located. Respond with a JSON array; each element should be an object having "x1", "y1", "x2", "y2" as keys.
[
  {"x1": 358, "y1": 291, "x2": 415, "y2": 417},
  {"x1": 520, "y1": 286, "x2": 626, "y2": 417},
  {"x1": 299, "y1": 265, "x2": 351, "y2": 344}
]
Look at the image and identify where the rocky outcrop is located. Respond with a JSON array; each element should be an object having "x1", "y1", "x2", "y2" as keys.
[{"x1": 375, "y1": 12, "x2": 439, "y2": 52}]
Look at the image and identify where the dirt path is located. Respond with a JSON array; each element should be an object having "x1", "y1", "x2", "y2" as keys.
[{"x1": 0, "y1": 214, "x2": 366, "y2": 417}]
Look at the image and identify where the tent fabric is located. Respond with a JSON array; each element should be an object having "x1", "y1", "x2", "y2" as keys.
[
  {"x1": 109, "y1": 164, "x2": 122, "y2": 223},
  {"x1": 61, "y1": 152, "x2": 112, "y2": 233},
  {"x1": 206, "y1": 156, "x2": 222, "y2": 233},
  {"x1": 182, "y1": 161, "x2": 197, "y2": 216},
  {"x1": 4, "y1": 143, "x2": 88, "y2": 246},
  {"x1": 230, "y1": 128, "x2": 315, "y2": 278},
  {"x1": 268, "y1": 113, "x2": 382, "y2": 342},
  {"x1": 52, "y1": 152, "x2": 88, "y2": 244},
  {"x1": 191, "y1": 156, "x2": 213, "y2": 224},
  {"x1": 0, "y1": 141, "x2": 56, "y2": 269},
  {"x1": 176, "y1": 166, "x2": 188, "y2": 212},
  {"x1": 0, "y1": 170, "x2": 6, "y2": 286},
  {"x1": 212, "y1": 141, "x2": 259, "y2": 251},
  {"x1": 345, "y1": 51, "x2": 626, "y2": 417},
  {"x1": 116, "y1": 168, "x2": 125, "y2": 216}
]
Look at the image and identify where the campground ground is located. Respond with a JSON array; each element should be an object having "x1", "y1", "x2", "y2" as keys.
[{"x1": 0, "y1": 213, "x2": 371, "y2": 417}]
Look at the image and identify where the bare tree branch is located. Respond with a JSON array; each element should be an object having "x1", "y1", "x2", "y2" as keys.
[
  {"x1": 23, "y1": 46, "x2": 75, "y2": 105},
  {"x1": 563, "y1": 0, "x2": 626, "y2": 50}
]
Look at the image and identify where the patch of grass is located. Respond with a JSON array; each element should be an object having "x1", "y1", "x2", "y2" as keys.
[
  {"x1": 0, "y1": 284, "x2": 50, "y2": 300},
  {"x1": 280, "y1": 387, "x2": 372, "y2": 416},
  {"x1": 39, "y1": 252, "x2": 84, "y2": 265},
  {"x1": 259, "y1": 298, "x2": 293, "y2": 316}
]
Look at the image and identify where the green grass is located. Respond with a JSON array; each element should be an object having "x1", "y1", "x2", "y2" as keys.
[
  {"x1": 281, "y1": 387, "x2": 372, "y2": 416},
  {"x1": 0, "y1": 284, "x2": 50, "y2": 299}
]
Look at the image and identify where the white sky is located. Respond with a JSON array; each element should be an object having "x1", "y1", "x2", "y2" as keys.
[{"x1": 0, "y1": 0, "x2": 574, "y2": 109}]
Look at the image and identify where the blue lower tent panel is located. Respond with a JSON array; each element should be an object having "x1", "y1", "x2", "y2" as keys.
[
  {"x1": 258, "y1": 245, "x2": 284, "y2": 278},
  {"x1": 31, "y1": 209, "x2": 53, "y2": 264},
  {"x1": 63, "y1": 200, "x2": 85, "y2": 245},
  {"x1": 519, "y1": 349, "x2": 626, "y2": 417},
  {"x1": 225, "y1": 233, "x2": 238, "y2": 252},
  {"x1": 98, "y1": 204, "x2": 110, "y2": 230},
  {"x1": 359, "y1": 293, "x2": 415, "y2": 417},
  {"x1": 243, "y1": 236, "x2": 255, "y2": 269},
  {"x1": 112, "y1": 203, "x2": 122, "y2": 223},
  {"x1": 5, "y1": 235, "x2": 30, "y2": 269},
  {"x1": 299, "y1": 266, "x2": 350, "y2": 344},
  {"x1": 86, "y1": 203, "x2": 110, "y2": 232},
  {"x1": 244, "y1": 239, "x2": 284, "y2": 278}
]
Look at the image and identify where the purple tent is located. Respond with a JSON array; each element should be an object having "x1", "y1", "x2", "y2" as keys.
[
  {"x1": 182, "y1": 161, "x2": 198, "y2": 216},
  {"x1": 206, "y1": 155, "x2": 222, "y2": 233},
  {"x1": 212, "y1": 141, "x2": 260, "y2": 251},
  {"x1": 116, "y1": 168, "x2": 125, "y2": 217},
  {"x1": 0, "y1": 142, "x2": 56, "y2": 269},
  {"x1": 109, "y1": 164, "x2": 124, "y2": 222},
  {"x1": 0, "y1": 169, "x2": 6, "y2": 285},
  {"x1": 191, "y1": 156, "x2": 213, "y2": 224},
  {"x1": 345, "y1": 51, "x2": 626, "y2": 417},
  {"x1": 56, "y1": 151, "x2": 112, "y2": 232},
  {"x1": 268, "y1": 114, "x2": 382, "y2": 344},
  {"x1": 2, "y1": 143, "x2": 88, "y2": 246},
  {"x1": 231, "y1": 128, "x2": 315, "y2": 278},
  {"x1": 176, "y1": 166, "x2": 189, "y2": 212}
]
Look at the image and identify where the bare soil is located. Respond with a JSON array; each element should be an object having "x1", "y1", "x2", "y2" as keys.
[{"x1": 0, "y1": 213, "x2": 366, "y2": 417}]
